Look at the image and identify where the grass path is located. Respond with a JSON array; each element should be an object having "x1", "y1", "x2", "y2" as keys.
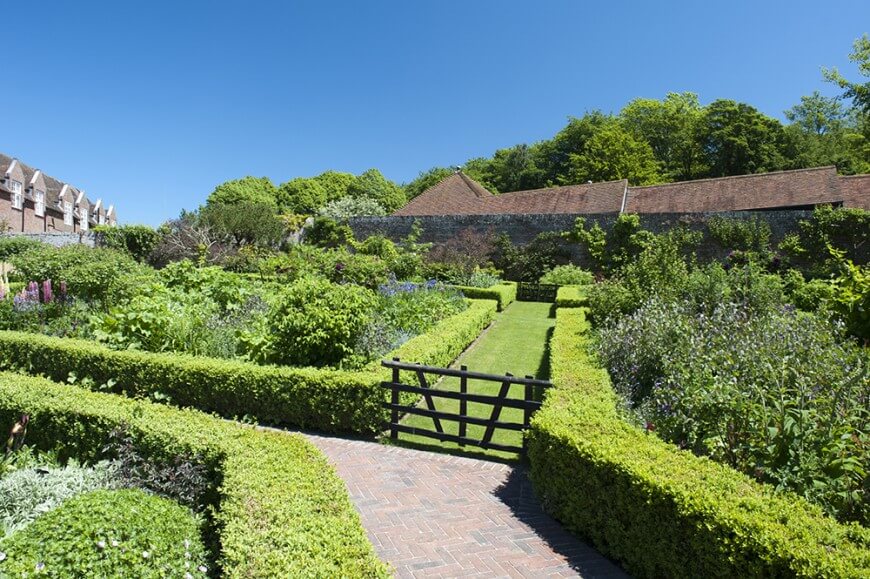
[{"x1": 393, "y1": 301, "x2": 555, "y2": 461}]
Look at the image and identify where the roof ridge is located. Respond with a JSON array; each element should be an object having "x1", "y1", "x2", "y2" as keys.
[
  {"x1": 455, "y1": 171, "x2": 493, "y2": 197},
  {"x1": 630, "y1": 166, "x2": 838, "y2": 191},
  {"x1": 499, "y1": 178, "x2": 628, "y2": 196}
]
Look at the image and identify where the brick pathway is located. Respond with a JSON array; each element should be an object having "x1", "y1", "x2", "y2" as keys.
[{"x1": 305, "y1": 434, "x2": 628, "y2": 578}]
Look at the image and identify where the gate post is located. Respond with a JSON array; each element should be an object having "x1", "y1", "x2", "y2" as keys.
[
  {"x1": 390, "y1": 357, "x2": 400, "y2": 440},
  {"x1": 459, "y1": 365, "x2": 468, "y2": 445}
]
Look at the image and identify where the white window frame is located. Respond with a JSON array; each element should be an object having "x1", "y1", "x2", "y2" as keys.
[
  {"x1": 9, "y1": 180, "x2": 23, "y2": 210},
  {"x1": 34, "y1": 190, "x2": 45, "y2": 216},
  {"x1": 98, "y1": 212, "x2": 105, "y2": 225},
  {"x1": 79, "y1": 207, "x2": 88, "y2": 231},
  {"x1": 64, "y1": 201, "x2": 73, "y2": 226}
]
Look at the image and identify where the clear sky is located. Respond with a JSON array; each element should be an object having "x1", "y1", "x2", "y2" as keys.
[{"x1": 3, "y1": 1, "x2": 868, "y2": 225}]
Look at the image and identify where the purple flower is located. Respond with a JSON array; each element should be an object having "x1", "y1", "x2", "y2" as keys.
[{"x1": 42, "y1": 279, "x2": 53, "y2": 303}]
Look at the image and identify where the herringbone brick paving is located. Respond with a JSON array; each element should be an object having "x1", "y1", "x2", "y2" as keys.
[{"x1": 305, "y1": 434, "x2": 629, "y2": 578}]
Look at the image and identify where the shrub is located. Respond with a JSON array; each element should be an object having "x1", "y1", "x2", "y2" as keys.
[
  {"x1": 527, "y1": 309, "x2": 870, "y2": 578},
  {"x1": 263, "y1": 277, "x2": 378, "y2": 368},
  {"x1": 0, "y1": 463, "x2": 118, "y2": 535},
  {"x1": 0, "y1": 489, "x2": 209, "y2": 578},
  {"x1": 94, "y1": 224, "x2": 161, "y2": 263},
  {"x1": 303, "y1": 216, "x2": 353, "y2": 248},
  {"x1": 779, "y1": 206, "x2": 870, "y2": 277},
  {"x1": 319, "y1": 196, "x2": 386, "y2": 219},
  {"x1": 539, "y1": 264, "x2": 594, "y2": 286},
  {"x1": 554, "y1": 285, "x2": 586, "y2": 308},
  {"x1": 494, "y1": 232, "x2": 571, "y2": 282},
  {"x1": 426, "y1": 227, "x2": 498, "y2": 276},
  {"x1": 0, "y1": 237, "x2": 44, "y2": 262},
  {"x1": 452, "y1": 282, "x2": 517, "y2": 311},
  {"x1": 0, "y1": 374, "x2": 390, "y2": 577},
  {"x1": 324, "y1": 249, "x2": 392, "y2": 289},
  {"x1": 11, "y1": 245, "x2": 147, "y2": 304}
]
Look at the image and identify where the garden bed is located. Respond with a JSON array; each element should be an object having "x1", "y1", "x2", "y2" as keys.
[
  {"x1": 0, "y1": 372, "x2": 390, "y2": 577},
  {"x1": 0, "y1": 299, "x2": 497, "y2": 433},
  {"x1": 527, "y1": 308, "x2": 870, "y2": 578}
]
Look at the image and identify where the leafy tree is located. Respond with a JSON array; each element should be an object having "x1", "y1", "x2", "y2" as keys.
[
  {"x1": 200, "y1": 202, "x2": 286, "y2": 248},
  {"x1": 620, "y1": 93, "x2": 706, "y2": 180},
  {"x1": 94, "y1": 224, "x2": 161, "y2": 263},
  {"x1": 303, "y1": 216, "x2": 353, "y2": 248},
  {"x1": 313, "y1": 170, "x2": 357, "y2": 202},
  {"x1": 785, "y1": 91, "x2": 846, "y2": 135},
  {"x1": 823, "y1": 34, "x2": 870, "y2": 114},
  {"x1": 546, "y1": 112, "x2": 612, "y2": 185},
  {"x1": 567, "y1": 123, "x2": 663, "y2": 184},
  {"x1": 346, "y1": 169, "x2": 406, "y2": 212},
  {"x1": 485, "y1": 144, "x2": 548, "y2": 193},
  {"x1": 319, "y1": 196, "x2": 386, "y2": 220},
  {"x1": 699, "y1": 100, "x2": 787, "y2": 177},
  {"x1": 207, "y1": 176, "x2": 277, "y2": 208},
  {"x1": 276, "y1": 177, "x2": 327, "y2": 214}
]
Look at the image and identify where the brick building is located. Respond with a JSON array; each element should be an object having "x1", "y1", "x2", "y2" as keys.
[
  {"x1": 394, "y1": 166, "x2": 870, "y2": 216},
  {"x1": 0, "y1": 153, "x2": 116, "y2": 233}
]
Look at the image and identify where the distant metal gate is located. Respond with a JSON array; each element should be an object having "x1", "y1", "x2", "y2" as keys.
[
  {"x1": 381, "y1": 358, "x2": 551, "y2": 454},
  {"x1": 516, "y1": 283, "x2": 557, "y2": 302}
]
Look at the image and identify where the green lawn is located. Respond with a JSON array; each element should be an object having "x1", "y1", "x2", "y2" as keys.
[{"x1": 391, "y1": 301, "x2": 555, "y2": 461}]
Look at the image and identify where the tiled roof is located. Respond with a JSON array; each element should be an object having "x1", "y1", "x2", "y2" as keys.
[
  {"x1": 394, "y1": 172, "x2": 626, "y2": 216},
  {"x1": 624, "y1": 167, "x2": 843, "y2": 213},
  {"x1": 839, "y1": 175, "x2": 870, "y2": 210},
  {"x1": 1, "y1": 152, "x2": 97, "y2": 215},
  {"x1": 393, "y1": 172, "x2": 493, "y2": 216}
]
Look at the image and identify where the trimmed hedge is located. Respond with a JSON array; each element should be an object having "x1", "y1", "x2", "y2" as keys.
[
  {"x1": 452, "y1": 282, "x2": 517, "y2": 311},
  {"x1": 527, "y1": 308, "x2": 870, "y2": 578},
  {"x1": 0, "y1": 299, "x2": 496, "y2": 434},
  {"x1": 554, "y1": 285, "x2": 588, "y2": 308},
  {"x1": 0, "y1": 373, "x2": 390, "y2": 577},
  {"x1": 0, "y1": 488, "x2": 209, "y2": 578}
]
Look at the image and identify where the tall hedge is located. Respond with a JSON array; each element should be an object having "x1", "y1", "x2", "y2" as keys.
[
  {"x1": 452, "y1": 282, "x2": 517, "y2": 311},
  {"x1": 0, "y1": 300, "x2": 496, "y2": 433},
  {"x1": 527, "y1": 308, "x2": 870, "y2": 578},
  {"x1": 0, "y1": 373, "x2": 389, "y2": 578}
]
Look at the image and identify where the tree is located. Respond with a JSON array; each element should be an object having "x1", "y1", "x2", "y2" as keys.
[
  {"x1": 485, "y1": 144, "x2": 547, "y2": 192},
  {"x1": 314, "y1": 170, "x2": 357, "y2": 202},
  {"x1": 620, "y1": 93, "x2": 706, "y2": 180},
  {"x1": 545, "y1": 112, "x2": 612, "y2": 185},
  {"x1": 785, "y1": 91, "x2": 846, "y2": 135},
  {"x1": 319, "y1": 196, "x2": 386, "y2": 220},
  {"x1": 276, "y1": 177, "x2": 327, "y2": 214},
  {"x1": 346, "y1": 169, "x2": 406, "y2": 212},
  {"x1": 200, "y1": 202, "x2": 286, "y2": 248},
  {"x1": 823, "y1": 34, "x2": 870, "y2": 114},
  {"x1": 207, "y1": 176, "x2": 277, "y2": 208},
  {"x1": 566, "y1": 123, "x2": 663, "y2": 185},
  {"x1": 699, "y1": 100, "x2": 786, "y2": 177}
]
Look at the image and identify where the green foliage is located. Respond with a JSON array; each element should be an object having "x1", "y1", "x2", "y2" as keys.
[
  {"x1": 707, "y1": 215, "x2": 772, "y2": 256},
  {"x1": 824, "y1": 34, "x2": 870, "y2": 114},
  {"x1": 564, "y1": 213, "x2": 655, "y2": 273},
  {"x1": 304, "y1": 216, "x2": 353, "y2": 248},
  {"x1": 494, "y1": 232, "x2": 571, "y2": 282},
  {"x1": 566, "y1": 122, "x2": 663, "y2": 185},
  {"x1": 527, "y1": 309, "x2": 870, "y2": 578},
  {"x1": 451, "y1": 283, "x2": 516, "y2": 311},
  {"x1": 539, "y1": 264, "x2": 594, "y2": 286},
  {"x1": 829, "y1": 258, "x2": 870, "y2": 342},
  {"x1": 200, "y1": 202, "x2": 286, "y2": 249},
  {"x1": 0, "y1": 462, "x2": 118, "y2": 536},
  {"x1": 11, "y1": 245, "x2": 147, "y2": 305},
  {"x1": 598, "y1": 297, "x2": 869, "y2": 524},
  {"x1": 0, "y1": 300, "x2": 495, "y2": 434},
  {"x1": 404, "y1": 167, "x2": 454, "y2": 199},
  {"x1": 554, "y1": 285, "x2": 587, "y2": 308},
  {"x1": 700, "y1": 99, "x2": 787, "y2": 176},
  {"x1": 779, "y1": 205, "x2": 870, "y2": 277},
  {"x1": 207, "y1": 176, "x2": 278, "y2": 208},
  {"x1": 313, "y1": 170, "x2": 357, "y2": 202},
  {"x1": 276, "y1": 177, "x2": 327, "y2": 214},
  {"x1": 0, "y1": 489, "x2": 208, "y2": 578},
  {"x1": 346, "y1": 169, "x2": 406, "y2": 212},
  {"x1": 94, "y1": 225, "x2": 161, "y2": 263},
  {"x1": 0, "y1": 237, "x2": 45, "y2": 262},
  {"x1": 319, "y1": 195, "x2": 386, "y2": 220},
  {"x1": 259, "y1": 277, "x2": 378, "y2": 368},
  {"x1": 353, "y1": 234, "x2": 399, "y2": 261}
]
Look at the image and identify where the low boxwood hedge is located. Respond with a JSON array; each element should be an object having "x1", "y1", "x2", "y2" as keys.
[
  {"x1": 0, "y1": 299, "x2": 496, "y2": 434},
  {"x1": 452, "y1": 282, "x2": 517, "y2": 311},
  {"x1": 554, "y1": 285, "x2": 588, "y2": 308},
  {"x1": 0, "y1": 374, "x2": 390, "y2": 578},
  {"x1": 0, "y1": 488, "x2": 209, "y2": 578},
  {"x1": 527, "y1": 308, "x2": 870, "y2": 578}
]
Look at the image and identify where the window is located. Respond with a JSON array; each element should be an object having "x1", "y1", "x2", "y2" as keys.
[
  {"x1": 9, "y1": 180, "x2": 22, "y2": 209},
  {"x1": 98, "y1": 212, "x2": 105, "y2": 225},
  {"x1": 80, "y1": 210, "x2": 88, "y2": 231},
  {"x1": 34, "y1": 190, "x2": 45, "y2": 216},
  {"x1": 64, "y1": 201, "x2": 73, "y2": 226}
]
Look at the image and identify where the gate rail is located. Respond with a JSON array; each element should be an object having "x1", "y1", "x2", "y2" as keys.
[{"x1": 381, "y1": 358, "x2": 551, "y2": 454}]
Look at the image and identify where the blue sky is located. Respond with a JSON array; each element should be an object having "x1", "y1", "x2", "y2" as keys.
[{"x1": 3, "y1": 1, "x2": 868, "y2": 225}]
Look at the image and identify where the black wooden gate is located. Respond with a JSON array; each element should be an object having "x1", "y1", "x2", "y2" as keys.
[
  {"x1": 381, "y1": 358, "x2": 551, "y2": 454},
  {"x1": 516, "y1": 283, "x2": 557, "y2": 302}
]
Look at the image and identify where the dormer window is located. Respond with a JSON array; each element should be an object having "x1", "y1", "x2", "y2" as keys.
[
  {"x1": 64, "y1": 201, "x2": 73, "y2": 225},
  {"x1": 99, "y1": 212, "x2": 105, "y2": 225},
  {"x1": 80, "y1": 210, "x2": 89, "y2": 231},
  {"x1": 9, "y1": 179, "x2": 23, "y2": 209},
  {"x1": 34, "y1": 190, "x2": 45, "y2": 216}
]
